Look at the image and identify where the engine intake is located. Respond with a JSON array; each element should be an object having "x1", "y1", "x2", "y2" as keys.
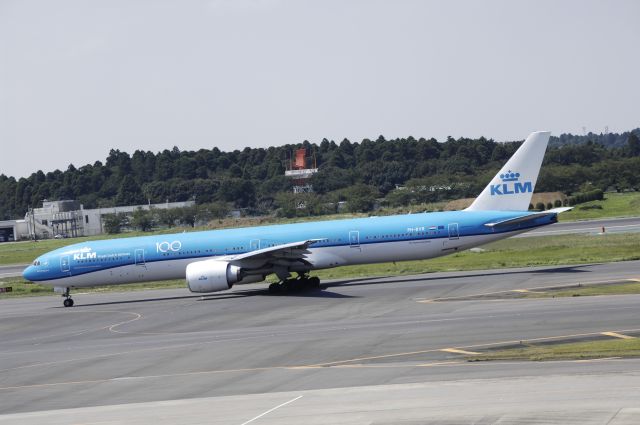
[{"x1": 186, "y1": 260, "x2": 241, "y2": 293}]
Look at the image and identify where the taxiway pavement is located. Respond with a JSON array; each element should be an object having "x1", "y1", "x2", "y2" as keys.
[
  {"x1": 1, "y1": 260, "x2": 640, "y2": 423},
  {"x1": 0, "y1": 264, "x2": 27, "y2": 279}
]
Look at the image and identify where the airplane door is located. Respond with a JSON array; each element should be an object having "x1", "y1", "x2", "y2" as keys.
[
  {"x1": 349, "y1": 230, "x2": 360, "y2": 248},
  {"x1": 250, "y1": 239, "x2": 260, "y2": 251},
  {"x1": 448, "y1": 223, "x2": 459, "y2": 240},
  {"x1": 135, "y1": 249, "x2": 145, "y2": 266},
  {"x1": 60, "y1": 256, "x2": 70, "y2": 273}
]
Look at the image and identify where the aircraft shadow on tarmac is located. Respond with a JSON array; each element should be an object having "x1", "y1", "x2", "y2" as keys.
[
  {"x1": 66, "y1": 265, "x2": 591, "y2": 308},
  {"x1": 70, "y1": 287, "x2": 355, "y2": 308},
  {"x1": 324, "y1": 264, "x2": 594, "y2": 289}
]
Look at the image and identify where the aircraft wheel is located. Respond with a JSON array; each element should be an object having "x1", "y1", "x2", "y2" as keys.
[
  {"x1": 309, "y1": 277, "x2": 320, "y2": 288},
  {"x1": 63, "y1": 298, "x2": 74, "y2": 307},
  {"x1": 268, "y1": 283, "x2": 281, "y2": 294},
  {"x1": 282, "y1": 281, "x2": 294, "y2": 292}
]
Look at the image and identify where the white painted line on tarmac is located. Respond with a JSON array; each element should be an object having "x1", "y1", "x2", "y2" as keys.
[{"x1": 239, "y1": 395, "x2": 303, "y2": 425}]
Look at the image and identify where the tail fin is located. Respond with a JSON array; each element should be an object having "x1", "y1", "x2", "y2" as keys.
[{"x1": 466, "y1": 131, "x2": 551, "y2": 211}]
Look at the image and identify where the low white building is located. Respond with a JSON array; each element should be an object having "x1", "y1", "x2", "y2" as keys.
[
  {"x1": 81, "y1": 201, "x2": 195, "y2": 236},
  {"x1": 14, "y1": 200, "x2": 196, "y2": 240},
  {"x1": 0, "y1": 219, "x2": 28, "y2": 242}
]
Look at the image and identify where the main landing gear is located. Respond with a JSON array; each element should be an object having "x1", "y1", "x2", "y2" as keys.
[
  {"x1": 61, "y1": 287, "x2": 74, "y2": 307},
  {"x1": 268, "y1": 274, "x2": 321, "y2": 294}
]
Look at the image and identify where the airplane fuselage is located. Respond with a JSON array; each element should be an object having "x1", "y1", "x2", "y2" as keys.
[{"x1": 23, "y1": 209, "x2": 557, "y2": 289}]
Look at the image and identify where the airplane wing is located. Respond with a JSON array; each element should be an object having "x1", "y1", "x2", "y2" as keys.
[
  {"x1": 220, "y1": 239, "x2": 325, "y2": 269},
  {"x1": 484, "y1": 207, "x2": 572, "y2": 228}
]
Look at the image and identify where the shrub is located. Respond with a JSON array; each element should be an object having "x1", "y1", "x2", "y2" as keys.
[{"x1": 568, "y1": 189, "x2": 605, "y2": 206}]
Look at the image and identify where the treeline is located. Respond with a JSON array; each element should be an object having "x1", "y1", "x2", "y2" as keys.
[
  {"x1": 549, "y1": 129, "x2": 640, "y2": 149},
  {"x1": 102, "y1": 203, "x2": 230, "y2": 233},
  {"x1": 0, "y1": 130, "x2": 639, "y2": 220}
]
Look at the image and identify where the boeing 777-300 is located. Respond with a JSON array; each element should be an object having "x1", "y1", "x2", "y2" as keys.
[{"x1": 23, "y1": 131, "x2": 569, "y2": 306}]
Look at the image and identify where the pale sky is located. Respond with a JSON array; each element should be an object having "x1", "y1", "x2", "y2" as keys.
[{"x1": 1, "y1": 0, "x2": 638, "y2": 178}]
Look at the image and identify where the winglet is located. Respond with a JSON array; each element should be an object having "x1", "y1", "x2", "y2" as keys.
[{"x1": 466, "y1": 131, "x2": 551, "y2": 211}]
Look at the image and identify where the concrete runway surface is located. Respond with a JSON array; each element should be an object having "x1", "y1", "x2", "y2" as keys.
[
  {"x1": 0, "y1": 264, "x2": 27, "y2": 279},
  {"x1": 1, "y1": 260, "x2": 640, "y2": 424}
]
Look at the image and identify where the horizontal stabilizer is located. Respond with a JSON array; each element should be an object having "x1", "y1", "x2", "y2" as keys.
[
  {"x1": 545, "y1": 207, "x2": 573, "y2": 214},
  {"x1": 485, "y1": 207, "x2": 572, "y2": 228}
]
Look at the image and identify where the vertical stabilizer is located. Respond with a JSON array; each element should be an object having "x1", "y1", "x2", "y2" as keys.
[{"x1": 466, "y1": 131, "x2": 551, "y2": 211}]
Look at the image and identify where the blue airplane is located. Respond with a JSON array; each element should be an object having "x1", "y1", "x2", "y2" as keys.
[{"x1": 23, "y1": 131, "x2": 569, "y2": 307}]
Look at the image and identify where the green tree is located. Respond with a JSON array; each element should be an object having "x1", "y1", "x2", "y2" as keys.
[
  {"x1": 131, "y1": 208, "x2": 154, "y2": 232},
  {"x1": 115, "y1": 175, "x2": 145, "y2": 206},
  {"x1": 627, "y1": 132, "x2": 640, "y2": 156},
  {"x1": 157, "y1": 208, "x2": 180, "y2": 228},
  {"x1": 179, "y1": 205, "x2": 198, "y2": 227},
  {"x1": 103, "y1": 213, "x2": 125, "y2": 234},
  {"x1": 342, "y1": 184, "x2": 379, "y2": 213}
]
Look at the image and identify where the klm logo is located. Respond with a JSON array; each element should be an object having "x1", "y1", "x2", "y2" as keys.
[
  {"x1": 73, "y1": 252, "x2": 97, "y2": 260},
  {"x1": 490, "y1": 171, "x2": 532, "y2": 196}
]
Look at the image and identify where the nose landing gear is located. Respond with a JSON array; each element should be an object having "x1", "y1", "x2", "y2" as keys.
[{"x1": 61, "y1": 287, "x2": 74, "y2": 307}]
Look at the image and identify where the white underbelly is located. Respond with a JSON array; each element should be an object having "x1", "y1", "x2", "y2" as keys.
[
  {"x1": 40, "y1": 230, "x2": 524, "y2": 288},
  {"x1": 307, "y1": 230, "x2": 522, "y2": 268},
  {"x1": 40, "y1": 257, "x2": 208, "y2": 288}
]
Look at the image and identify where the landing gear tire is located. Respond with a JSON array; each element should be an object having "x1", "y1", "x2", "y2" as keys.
[
  {"x1": 269, "y1": 276, "x2": 321, "y2": 294},
  {"x1": 61, "y1": 287, "x2": 74, "y2": 307},
  {"x1": 268, "y1": 282, "x2": 281, "y2": 294},
  {"x1": 308, "y1": 276, "x2": 321, "y2": 289}
]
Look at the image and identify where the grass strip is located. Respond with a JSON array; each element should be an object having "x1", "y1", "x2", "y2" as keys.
[
  {"x1": 558, "y1": 192, "x2": 640, "y2": 221},
  {"x1": 467, "y1": 338, "x2": 640, "y2": 362},
  {"x1": 524, "y1": 282, "x2": 640, "y2": 298}
]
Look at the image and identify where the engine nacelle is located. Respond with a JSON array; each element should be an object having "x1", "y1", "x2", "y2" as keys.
[{"x1": 186, "y1": 260, "x2": 241, "y2": 293}]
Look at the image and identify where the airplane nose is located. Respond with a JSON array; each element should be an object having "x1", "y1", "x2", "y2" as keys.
[{"x1": 23, "y1": 266, "x2": 35, "y2": 282}]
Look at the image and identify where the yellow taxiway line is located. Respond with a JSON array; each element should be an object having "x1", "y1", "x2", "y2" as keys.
[
  {"x1": 601, "y1": 331, "x2": 635, "y2": 340},
  {"x1": 440, "y1": 348, "x2": 481, "y2": 355}
]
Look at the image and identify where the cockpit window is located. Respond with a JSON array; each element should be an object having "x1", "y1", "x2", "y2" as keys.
[{"x1": 33, "y1": 260, "x2": 41, "y2": 266}]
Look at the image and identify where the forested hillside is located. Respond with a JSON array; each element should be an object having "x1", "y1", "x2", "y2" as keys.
[
  {"x1": 1, "y1": 130, "x2": 639, "y2": 220},
  {"x1": 549, "y1": 129, "x2": 640, "y2": 148}
]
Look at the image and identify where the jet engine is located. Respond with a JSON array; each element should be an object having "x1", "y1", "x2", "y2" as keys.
[{"x1": 186, "y1": 260, "x2": 241, "y2": 293}]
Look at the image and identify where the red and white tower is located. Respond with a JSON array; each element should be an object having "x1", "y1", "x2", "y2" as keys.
[{"x1": 284, "y1": 148, "x2": 318, "y2": 194}]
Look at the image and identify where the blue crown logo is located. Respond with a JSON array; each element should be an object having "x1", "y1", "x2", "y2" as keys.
[{"x1": 500, "y1": 170, "x2": 520, "y2": 182}]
